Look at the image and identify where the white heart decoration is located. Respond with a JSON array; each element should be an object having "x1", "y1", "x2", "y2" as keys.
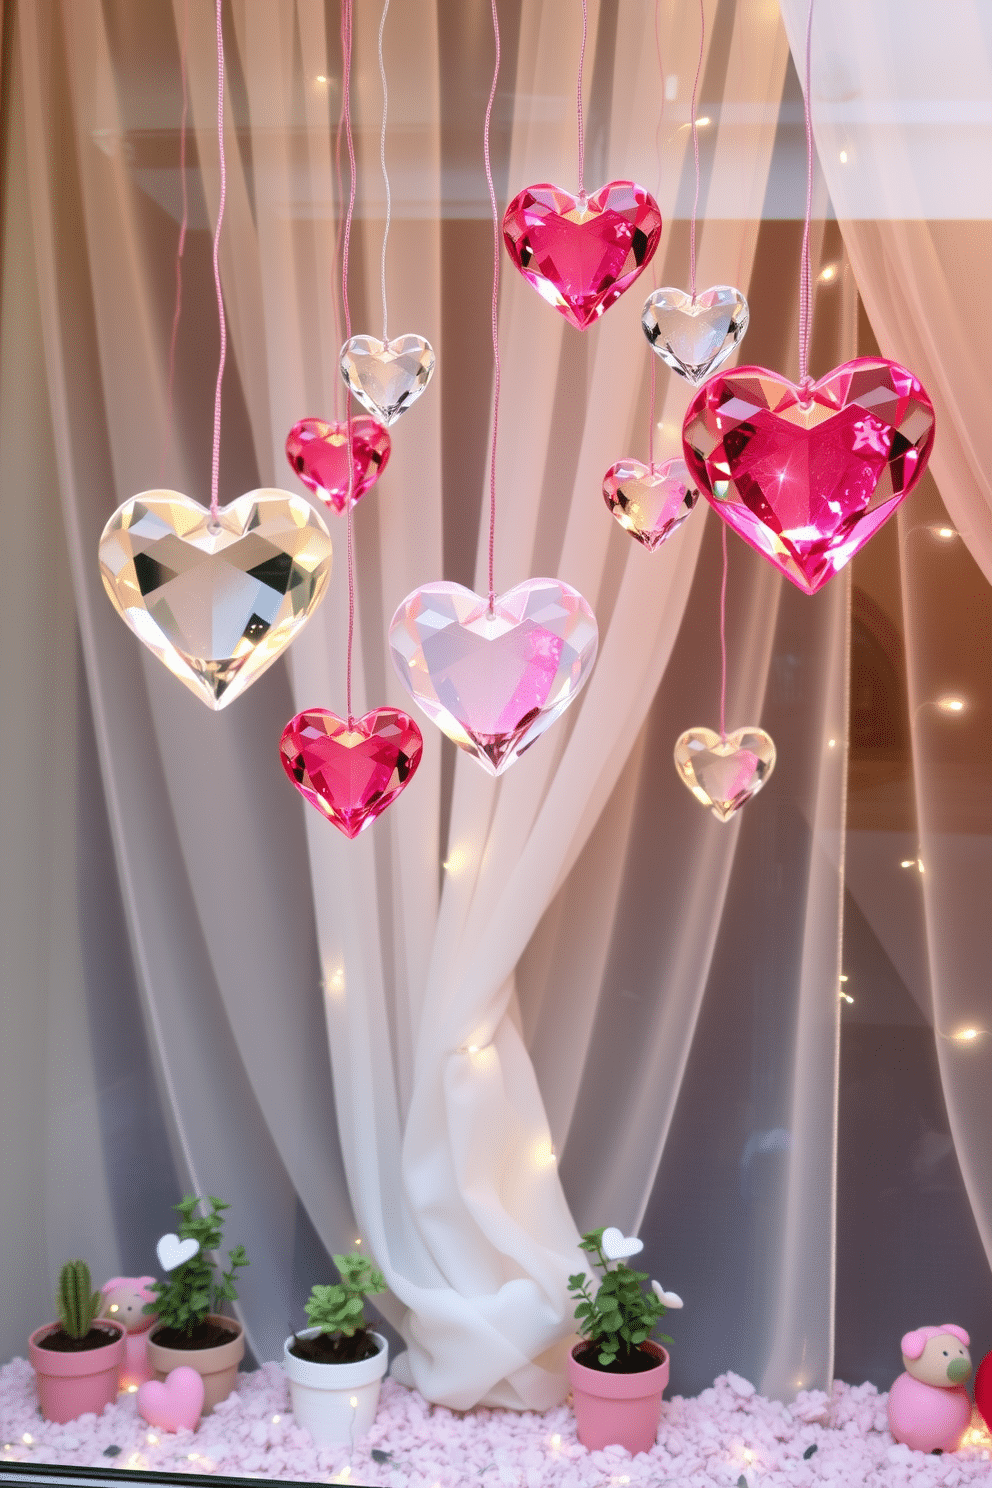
[
  {"x1": 652, "y1": 1280, "x2": 684, "y2": 1309},
  {"x1": 340, "y1": 333, "x2": 436, "y2": 426},
  {"x1": 601, "y1": 1226, "x2": 644, "y2": 1261},
  {"x1": 156, "y1": 1233, "x2": 200, "y2": 1272}
]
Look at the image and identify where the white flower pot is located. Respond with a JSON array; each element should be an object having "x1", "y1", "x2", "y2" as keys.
[{"x1": 283, "y1": 1328, "x2": 388, "y2": 1447}]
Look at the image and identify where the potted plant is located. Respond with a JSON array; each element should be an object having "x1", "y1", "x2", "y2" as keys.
[
  {"x1": 283, "y1": 1252, "x2": 389, "y2": 1446},
  {"x1": 566, "y1": 1226, "x2": 682, "y2": 1455},
  {"x1": 145, "y1": 1195, "x2": 249, "y2": 1415},
  {"x1": 29, "y1": 1261, "x2": 126, "y2": 1423}
]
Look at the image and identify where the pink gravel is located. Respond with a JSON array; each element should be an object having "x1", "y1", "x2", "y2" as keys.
[{"x1": 3, "y1": 1356, "x2": 992, "y2": 1487}]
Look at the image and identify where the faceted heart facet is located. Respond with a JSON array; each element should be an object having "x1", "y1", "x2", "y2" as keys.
[
  {"x1": 603, "y1": 458, "x2": 699, "y2": 551},
  {"x1": 286, "y1": 416, "x2": 391, "y2": 513},
  {"x1": 279, "y1": 707, "x2": 423, "y2": 839},
  {"x1": 642, "y1": 285, "x2": 749, "y2": 384},
  {"x1": 681, "y1": 358, "x2": 936, "y2": 595},
  {"x1": 502, "y1": 181, "x2": 662, "y2": 330},
  {"x1": 674, "y1": 726, "x2": 777, "y2": 822},
  {"x1": 98, "y1": 489, "x2": 333, "y2": 710},
  {"x1": 340, "y1": 334, "x2": 436, "y2": 426},
  {"x1": 389, "y1": 578, "x2": 599, "y2": 776}
]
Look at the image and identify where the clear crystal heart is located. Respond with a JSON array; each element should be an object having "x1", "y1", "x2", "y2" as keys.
[
  {"x1": 673, "y1": 726, "x2": 776, "y2": 822},
  {"x1": 340, "y1": 334, "x2": 436, "y2": 426},
  {"x1": 389, "y1": 578, "x2": 599, "y2": 776},
  {"x1": 98, "y1": 489, "x2": 333, "y2": 711},
  {"x1": 642, "y1": 285, "x2": 749, "y2": 384},
  {"x1": 279, "y1": 707, "x2": 423, "y2": 839},
  {"x1": 603, "y1": 457, "x2": 699, "y2": 550}
]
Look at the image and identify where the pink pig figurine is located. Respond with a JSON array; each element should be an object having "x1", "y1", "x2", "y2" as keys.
[
  {"x1": 887, "y1": 1324, "x2": 972, "y2": 1453},
  {"x1": 99, "y1": 1276, "x2": 158, "y2": 1392}
]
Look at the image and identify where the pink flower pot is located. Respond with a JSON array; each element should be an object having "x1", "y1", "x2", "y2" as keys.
[
  {"x1": 29, "y1": 1321, "x2": 126, "y2": 1424},
  {"x1": 567, "y1": 1340, "x2": 670, "y2": 1455}
]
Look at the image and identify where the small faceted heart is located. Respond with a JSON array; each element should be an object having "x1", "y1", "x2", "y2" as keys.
[
  {"x1": 603, "y1": 458, "x2": 699, "y2": 550},
  {"x1": 502, "y1": 181, "x2": 662, "y2": 330},
  {"x1": 279, "y1": 707, "x2": 423, "y2": 839},
  {"x1": 601, "y1": 1227, "x2": 644, "y2": 1261},
  {"x1": 286, "y1": 416, "x2": 391, "y2": 513},
  {"x1": 99, "y1": 489, "x2": 333, "y2": 710},
  {"x1": 340, "y1": 334, "x2": 436, "y2": 426},
  {"x1": 137, "y1": 1366, "x2": 205, "y2": 1433},
  {"x1": 642, "y1": 285, "x2": 749, "y2": 384},
  {"x1": 674, "y1": 726, "x2": 776, "y2": 822},
  {"x1": 156, "y1": 1234, "x2": 200, "y2": 1271},
  {"x1": 389, "y1": 578, "x2": 599, "y2": 776}
]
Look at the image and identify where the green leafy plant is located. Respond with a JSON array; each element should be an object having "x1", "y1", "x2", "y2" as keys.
[
  {"x1": 57, "y1": 1260, "x2": 102, "y2": 1340},
  {"x1": 304, "y1": 1253, "x2": 386, "y2": 1340},
  {"x1": 568, "y1": 1228, "x2": 673, "y2": 1369},
  {"x1": 146, "y1": 1195, "x2": 249, "y2": 1338}
]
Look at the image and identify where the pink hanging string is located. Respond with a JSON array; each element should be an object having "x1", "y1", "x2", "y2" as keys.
[
  {"x1": 330, "y1": 55, "x2": 347, "y2": 422},
  {"x1": 575, "y1": 0, "x2": 588, "y2": 196},
  {"x1": 719, "y1": 523, "x2": 728, "y2": 740},
  {"x1": 797, "y1": 0, "x2": 815, "y2": 393},
  {"x1": 647, "y1": 0, "x2": 664, "y2": 469},
  {"x1": 159, "y1": 0, "x2": 189, "y2": 483},
  {"x1": 688, "y1": 0, "x2": 704, "y2": 302},
  {"x1": 483, "y1": 0, "x2": 502, "y2": 611},
  {"x1": 648, "y1": 359, "x2": 656, "y2": 473},
  {"x1": 340, "y1": 0, "x2": 358, "y2": 723},
  {"x1": 208, "y1": 0, "x2": 228, "y2": 524}
]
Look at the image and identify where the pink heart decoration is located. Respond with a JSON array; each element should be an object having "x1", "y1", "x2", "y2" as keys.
[
  {"x1": 681, "y1": 358, "x2": 935, "y2": 595},
  {"x1": 279, "y1": 707, "x2": 423, "y2": 839},
  {"x1": 603, "y1": 458, "x2": 699, "y2": 551},
  {"x1": 137, "y1": 1365, "x2": 205, "y2": 1433},
  {"x1": 389, "y1": 578, "x2": 599, "y2": 776},
  {"x1": 285, "y1": 416, "x2": 391, "y2": 513},
  {"x1": 502, "y1": 182, "x2": 662, "y2": 330}
]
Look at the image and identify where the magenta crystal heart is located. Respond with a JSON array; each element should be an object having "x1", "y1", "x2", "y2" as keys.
[
  {"x1": 388, "y1": 578, "x2": 599, "y2": 776},
  {"x1": 681, "y1": 358, "x2": 935, "y2": 595},
  {"x1": 280, "y1": 707, "x2": 423, "y2": 839},
  {"x1": 285, "y1": 416, "x2": 391, "y2": 513},
  {"x1": 603, "y1": 457, "x2": 699, "y2": 551},
  {"x1": 502, "y1": 181, "x2": 662, "y2": 330}
]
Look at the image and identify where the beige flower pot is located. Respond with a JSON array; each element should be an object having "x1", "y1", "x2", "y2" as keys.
[{"x1": 147, "y1": 1314, "x2": 244, "y2": 1415}]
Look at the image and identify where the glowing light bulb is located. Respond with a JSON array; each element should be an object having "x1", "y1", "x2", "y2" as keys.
[
  {"x1": 550, "y1": 1434, "x2": 562, "y2": 1449},
  {"x1": 819, "y1": 264, "x2": 838, "y2": 282},
  {"x1": 271, "y1": 1415, "x2": 281, "y2": 1424},
  {"x1": 937, "y1": 697, "x2": 965, "y2": 712},
  {"x1": 900, "y1": 859, "x2": 916, "y2": 868},
  {"x1": 935, "y1": 526, "x2": 955, "y2": 539},
  {"x1": 350, "y1": 1396, "x2": 359, "y2": 1408},
  {"x1": 954, "y1": 1028, "x2": 980, "y2": 1042},
  {"x1": 21, "y1": 1435, "x2": 33, "y2": 1446},
  {"x1": 839, "y1": 149, "x2": 848, "y2": 163},
  {"x1": 696, "y1": 115, "x2": 712, "y2": 127},
  {"x1": 827, "y1": 738, "x2": 836, "y2": 747}
]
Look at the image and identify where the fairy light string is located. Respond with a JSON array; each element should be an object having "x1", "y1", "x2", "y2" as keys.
[
  {"x1": 483, "y1": 0, "x2": 502, "y2": 611},
  {"x1": 340, "y1": 0, "x2": 358, "y2": 722},
  {"x1": 208, "y1": 0, "x2": 228, "y2": 524}
]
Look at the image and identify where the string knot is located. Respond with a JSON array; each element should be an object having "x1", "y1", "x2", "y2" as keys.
[{"x1": 797, "y1": 374, "x2": 815, "y2": 408}]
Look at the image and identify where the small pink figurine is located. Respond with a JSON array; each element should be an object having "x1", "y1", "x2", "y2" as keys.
[
  {"x1": 99, "y1": 1276, "x2": 158, "y2": 1392},
  {"x1": 887, "y1": 1324, "x2": 972, "y2": 1453}
]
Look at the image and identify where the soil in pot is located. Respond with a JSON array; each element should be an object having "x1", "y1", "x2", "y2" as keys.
[
  {"x1": 35, "y1": 1324, "x2": 124, "y2": 1354},
  {"x1": 151, "y1": 1320, "x2": 240, "y2": 1350},
  {"x1": 288, "y1": 1329, "x2": 380, "y2": 1366},
  {"x1": 574, "y1": 1341, "x2": 666, "y2": 1374}
]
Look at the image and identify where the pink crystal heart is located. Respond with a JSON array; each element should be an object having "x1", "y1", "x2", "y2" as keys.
[
  {"x1": 286, "y1": 416, "x2": 391, "y2": 513},
  {"x1": 388, "y1": 578, "x2": 599, "y2": 776},
  {"x1": 137, "y1": 1365, "x2": 205, "y2": 1433},
  {"x1": 502, "y1": 181, "x2": 662, "y2": 330},
  {"x1": 641, "y1": 284, "x2": 749, "y2": 384},
  {"x1": 681, "y1": 358, "x2": 936, "y2": 595},
  {"x1": 673, "y1": 726, "x2": 776, "y2": 822},
  {"x1": 279, "y1": 707, "x2": 423, "y2": 839},
  {"x1": 603, "y1": 458, "x2": 699, "y2": 551}
]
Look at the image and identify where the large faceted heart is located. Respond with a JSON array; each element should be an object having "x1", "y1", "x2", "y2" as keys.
[
  {"x1": 286, "y1": 416, "x2": 391, "y2": 513},
  {"x1": 642, "y1": 284, "x2": 749, "y2": 384},
  {"x1": 279, "y1": 707, "x2": 423, "y2": 838},
  {"x1": 681, "y1": 358, "x2": 936, "y2": 595},
  {"x1": 502, "y1": 181, "x2": 662, "y2": 330},
  {"x1": 98, "y1": 489, "x2": 332, "y2": 710},
  {"x1": 389, "y1": 579, "x2": 599, "y2": 775},
  {"x1": 674, "y1": 726, "x2": 776, "y2": 822},
  {"x1": 603, "y1": 458, "x2": 699, "y2": 551},
  {"x1": 340, "y1": 334, "x2": 436, "y2": 426}
]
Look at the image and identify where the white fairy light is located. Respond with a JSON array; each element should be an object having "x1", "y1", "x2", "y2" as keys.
[{"x1": 937, "y1": 696, "x2": 965, "y2": 712}]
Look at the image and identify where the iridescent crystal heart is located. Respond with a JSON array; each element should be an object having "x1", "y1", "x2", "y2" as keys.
[
  {"x1": 502, "y1": 181, "x2": 662, "y2": 330},
  {"x1": 389, "y1": 578, "x2": 599, "y2": 776},
  {"x1": 603, "y1": 457, "x2": 699, "y2": 551},
  {"x1": 641, "y1": 285, "x2": 749, "y2": 384},
  {"x1": 98, "y1": 489, "x2": 332, "y2": 710},
  {"x1": 279, "y1": 707, "x2": 423, "y2": 838},
  {"x1": 286, "y1": 416, "x2": 391, "y2": 513},
  {"x1": 681, "y1": 358, "x2": 936, "y2": 595},
  {"x1": 339, "y1": 334, "x2": 436, "y2": 426},
  {"x1": 674, "y1": 726, "x2": 776, "y2": 822}
]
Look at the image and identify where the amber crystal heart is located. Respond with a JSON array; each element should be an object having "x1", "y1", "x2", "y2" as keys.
[
  {"x1": 681, "y1": 358, "x2": 936, "y2": 595},
  {"x1": 502, "y1": 181, "x2": 662, "y2": 330},
  {"x1": 340, "y1": 334, "x2": 436, "y2": 426},
  {"x1": 674, "y1": 726, "x2": 776, "y2": 822},
  {"x1": 279, "y1": 707, "x2": 423, "y2": 838},
  {"x1": 286, "y1": 416, "x2": 391, "y2": 513},
  {"x1": 98, "y1": 489, "x2": 332, "y2": 710},
  {"x1": 641, "y1": 285, "x2": 749, "y2": 384},
  {"x1": 603, "y1": 457, "x2": 699, "y2": 551}
]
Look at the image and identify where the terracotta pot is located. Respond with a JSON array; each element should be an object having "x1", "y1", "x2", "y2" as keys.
[
  {"x1": 283, "y1": 1328, "x2": 388, "y2": 1446},
  {"x1": 147, "y1": 1314, "x2": 244, "y2": 1415},
  {"x1": 29, "y1": 1320, "x2": 126, "y2": 1424},
  {"x1": 567, "y1": 1340, "x2": 669, "y2": 1455}
]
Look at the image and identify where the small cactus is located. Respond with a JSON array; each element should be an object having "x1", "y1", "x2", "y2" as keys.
[{"x1": 57, "y1": 1261, "x2": 101, "y2": 1340}]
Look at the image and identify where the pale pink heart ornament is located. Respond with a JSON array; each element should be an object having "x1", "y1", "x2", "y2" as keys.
[
  {"x1": 137, "y1": 1365, "x2": 205, "y2": 1433},
  {"x1": 674, "y1": 726, "x2": 776, "y2": 822},
  {"x1": 603, "y1": 458, "x2": 699, "y2": 550}
]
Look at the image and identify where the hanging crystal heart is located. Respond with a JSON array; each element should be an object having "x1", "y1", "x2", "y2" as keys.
[
  {"x1": 603, "y1": 457, "x2": 699, "y2": 551},
  {"x1": 339, "y1": 334, "x2": 436, "y2": 426},
  {"x1": 279, "y1": 707, "x2": 423, "y2": 838},
  {"x1": 641, "y1": 285, "x2": 749, "y2": 384},
  {"x1": 98, "y1": 489, "x2": 333, "y2": 710},
  {"x1": 502, "y1": 181, "x2": 662, "y2": 330},
  {"x1": 389, "y1": 578, "x2": 598, "y2": 776},
  {"x1": 682, "y1": 358, "x2": 936, "y2": 595},
  {"x1": 286, "y1": 416, "x2": 391, "y2": 513},
  {"x1": 674, "y1": 726, "x2": 776, "y2": 822}
]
